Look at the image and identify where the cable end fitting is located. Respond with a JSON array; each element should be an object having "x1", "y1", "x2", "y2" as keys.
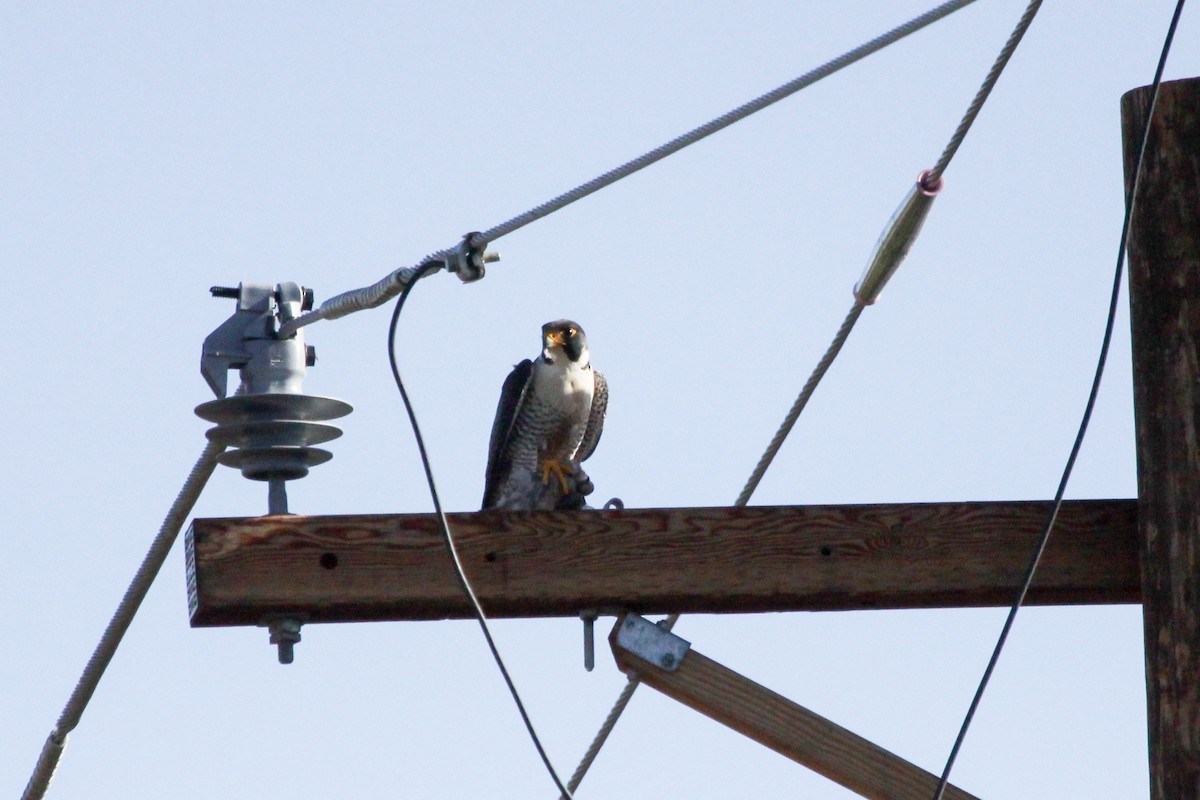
[
  {"x1": 917, "y1": 168, "x2": 944, "y2": 196},
  {"x1": 853, "y1": 170, "x2": 943, "y2": 306}
]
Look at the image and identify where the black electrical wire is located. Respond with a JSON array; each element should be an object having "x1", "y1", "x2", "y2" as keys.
[
  {"x1": 387, "y1": 265, "x2": 576, "y2": 800},
  {"x1": 930, "y1": 2, "x2": 1187, "y2": 797}
]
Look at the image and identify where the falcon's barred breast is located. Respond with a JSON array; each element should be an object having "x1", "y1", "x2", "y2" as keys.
[{"x1": 482, "y1": 320, "x2": 607, "y2": 510}]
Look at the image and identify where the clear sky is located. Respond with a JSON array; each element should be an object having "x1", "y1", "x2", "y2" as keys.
[{"x1": 3, "y1": 2, "x2": 1195, "y2": 798}]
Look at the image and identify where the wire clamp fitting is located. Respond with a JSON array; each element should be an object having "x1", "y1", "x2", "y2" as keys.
[
  {"x1": 614, "y1": 614, "x2": 690, "y2": 672},
  {"x1": 852, "y1": 169, "x2": 944, "y2": 305},
  {"x1": 444, "y1": 232, "x2": 499, "y2": 283}
]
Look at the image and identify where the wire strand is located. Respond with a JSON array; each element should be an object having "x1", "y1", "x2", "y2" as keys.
[
  {"x1": 387, "y1": 267, "x2": 575, "y2": 800},
  {"x1": 929, "y1": 2, "x2": 1187, "y2": 797},
  {"x1": 561, "y1": 303, "x2": 866, "y2": 797},
  {"x1": 279, "y1": 0, "x2": 979, "y2": 340},
  {"x1": 735, "y1": 304, "x2": 866, "y2": 506},
  {"x1": 926, "y1": 0, "x2": 1043, "y2": 185},
  {"x1": 22, "y1": 439, "x2": 225, "y2": 800},
  {"x1": 561, "y1": 677, "x2": 641, "y2": 796},
  {"x1": 564, "y1": 0, "x2": 1055, "y2": 789},
  {"x1": 472, "y1": 0, "x2": 978, "y2": 248}
]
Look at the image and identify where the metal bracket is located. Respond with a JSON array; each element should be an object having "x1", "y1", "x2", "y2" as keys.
[
  {"x1": 201, "y1": 282, "x2": 312, "y2": 398},
  {"x1": 614, "y1": 614, "x2": 690, "y2": 672}
]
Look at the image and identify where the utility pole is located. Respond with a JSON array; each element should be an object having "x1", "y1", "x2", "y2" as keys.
[
  {"x1": 176, "y1": 78, "x2": 1200, "y2": 800},
  {"x1": 1123, "y1": 77, "x2": 1200, "y2": 800}
]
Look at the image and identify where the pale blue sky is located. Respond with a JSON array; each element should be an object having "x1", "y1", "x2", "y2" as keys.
[{"x1": 4, "y1": 2, "x2": 1194, "y2": 798}]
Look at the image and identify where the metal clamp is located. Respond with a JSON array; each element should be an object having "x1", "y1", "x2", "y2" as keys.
[
  {"x1": 614, "y1": 614, "x2": 690, "y2": 672},
  {"x1": 443, "y1": 232, "x2": 499, "y2": 283}
]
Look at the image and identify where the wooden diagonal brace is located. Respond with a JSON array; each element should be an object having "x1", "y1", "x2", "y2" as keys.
[{"x1": 609, "y1": 613, "x2": 979, "y2": 800}]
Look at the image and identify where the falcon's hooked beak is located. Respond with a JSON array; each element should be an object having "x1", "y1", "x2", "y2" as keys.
[{"x1": 542, "y1": 320, "x2": 587, "y2": 364}]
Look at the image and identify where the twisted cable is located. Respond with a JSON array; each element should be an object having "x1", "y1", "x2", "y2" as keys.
[
  {"x1": 562, "y1": 3, "x2": 1053, "y2": 790},
  {"x1": 926, "y1": 0, "x2": 1043, "y2": 185},
  {"x1": 562, "y1": 303, "x2": 865, "y2": 796},
  {"x1": 280, "y1": 0, "x2": 979, "y2": 340},
  {"x1": 477, "y1": 0, "x2": 977, "y2": 249},
  {"x1": 22, "y1": 439, "x2": 225, "y2": 800},
  {"x1": 735, "y1": 303, "x2": 866, "y2": 506}
]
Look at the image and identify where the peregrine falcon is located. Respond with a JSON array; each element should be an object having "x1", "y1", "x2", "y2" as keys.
[{"x1": 482, "y1": 320, "x2": 607, "y2": 510}]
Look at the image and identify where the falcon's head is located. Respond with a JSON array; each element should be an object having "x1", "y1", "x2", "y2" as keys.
[{"x1": 542, "y1": 319, "x2": 589, "y2": 366}]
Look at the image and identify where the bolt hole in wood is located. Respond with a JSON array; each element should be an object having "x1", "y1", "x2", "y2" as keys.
[
  {"x1": 819, "y1": 546, "x2": 833, "y2": 557},
  {"x1": 485, "y1": 552, "x2": 498, "y2": 563},
  {"x1": 319, "y1": 552, "x2": 338, "y2": 570}
]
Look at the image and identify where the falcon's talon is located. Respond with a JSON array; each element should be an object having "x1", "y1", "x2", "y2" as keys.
[{"x1": 541, "y1": 460, "x2": 572, "y2": 495}]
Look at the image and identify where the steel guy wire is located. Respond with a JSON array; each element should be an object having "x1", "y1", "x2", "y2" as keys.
[
  {"x1": 926, "y1": 0, "x2": 1043, "y2": 186},
  {"x1": 467, "y1": 0, "x2": 979, "y2": 249},
  {"x1": 559, "y1": 303, "x2": 866, "y2": 798},
  {"x1": 387, "y1": 264, "x2": 575, "y2": 800},
  {"x1": 22, "y1": 439, "x2": 226, "y2": 800},
  {"x1": 562, "y1": 1, "x2": 1051, "y2": 792},
  {"x1": 930, "y1": 2, "x2": 1187, "y2": 798},
  {"x1": 735, "y1": 304, "x2": 867, "y2": 507},
  {"x1": 560, "y1": 674, "x2": 639, "y2": 796},
  {"x1": 277, "y1": 0, "x2": 980, "y2": 340}
]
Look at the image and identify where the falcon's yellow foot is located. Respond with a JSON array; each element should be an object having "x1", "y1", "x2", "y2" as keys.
[{"x1": 541, "y1": 460, "x2": 572, "y2": 495}]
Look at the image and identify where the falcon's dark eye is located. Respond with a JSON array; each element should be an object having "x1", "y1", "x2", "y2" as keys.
[{"x1": 566, "y1": 327, "x2": 577, "y2": 336}]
